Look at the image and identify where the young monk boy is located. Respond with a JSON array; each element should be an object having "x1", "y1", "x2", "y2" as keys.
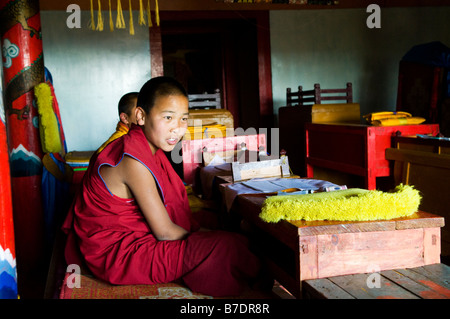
[
  {"x1": 62, "y1": 77, "x2": 262, "y2": 296},
  {"x1": 96, "y1": 92, "x2": 138, "y2": 153}
]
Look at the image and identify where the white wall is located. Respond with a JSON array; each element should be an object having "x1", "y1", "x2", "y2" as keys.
[
  {"x1": 41, "y1": 11, "x2": 151, "y2": 151},
  {"x1": 270, "y1": 7, "x2": 450, "y2": 121},
  {"x1": 40, "y1": 8, "x2": 450, "y2": 150}
]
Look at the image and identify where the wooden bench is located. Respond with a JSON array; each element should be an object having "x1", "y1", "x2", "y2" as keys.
[{"x1": 303, "y1": 263, "x2": 450, "y2": 299}]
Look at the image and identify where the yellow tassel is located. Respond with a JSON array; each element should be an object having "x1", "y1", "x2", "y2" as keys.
[
  {"x1": 89, "y1": 0, "x2": 96, "y2": 30},
  {"x1": 139, "y1": 0, "x2": 146, "y2": 25},
  {"x1": 96, "y1": 0, "x2": 104, "y2": 31},
  {"x1": 155, "y1": 0, "x2": 160, "y2": 26},
  {"x1": 129, "y1": 0, "x2": 134, "y2": 35},
  {"x1": 116, "y1": 0, "x2": 125, "y2": 29},
  {"x1": 108, "y1": 0, "x2": 114, "y2": 31},
  {"x1": 147, "y1": 0, "x2": 153, "y2": 27}
]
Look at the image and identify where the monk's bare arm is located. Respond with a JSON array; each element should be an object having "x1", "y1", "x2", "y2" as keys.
[{"x1": 100, "y1": 155, "x2": 189, "y2": 241}]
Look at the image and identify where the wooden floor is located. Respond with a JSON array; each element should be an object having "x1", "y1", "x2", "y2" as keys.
[{"x1": 302, "y1": 263, "x2": 450, "y2": 299}]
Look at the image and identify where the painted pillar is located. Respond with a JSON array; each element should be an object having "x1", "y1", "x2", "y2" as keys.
[
  {"x1": 0, "y1": 0, "x2": 45, "y2": 298},
  {"x1": 0, "y1": 68, "x2": 17, "y2": 299}
]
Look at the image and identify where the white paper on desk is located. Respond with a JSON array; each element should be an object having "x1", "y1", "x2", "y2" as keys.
[
  {"x1": 222, "y1": 178, "x2": 342, "y2": 212},
  {"x1": 269, "y1": 178, "x2": 340, "y2": 190},
  {"x1": 241, "y1": 179, "x2": 285, "y2": 193},
  {"x1": 241, "y1": 178, "x2": 339, "y2": 193}
]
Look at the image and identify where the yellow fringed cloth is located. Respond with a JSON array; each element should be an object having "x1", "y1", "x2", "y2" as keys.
[
  {"x1": 371, "y1": 117, "x2": 426, "y2": 126},
  {"x1": 363, "y1": 111, "x2": 426, "y2": 126},
  {"x1": 260, "y1": 184, "x2": 421, "y2": 223},
  {"x1": 97, "y1": 121, "x2": 129, "y2": 153}
]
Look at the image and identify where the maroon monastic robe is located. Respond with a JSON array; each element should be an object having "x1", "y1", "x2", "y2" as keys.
[{"x1": 62, "y1": 125, "x2": 260, "y2": 296}]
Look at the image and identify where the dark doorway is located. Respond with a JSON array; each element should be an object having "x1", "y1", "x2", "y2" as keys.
[
  {"x1": 162, "y1": 32, "x2": 222, "y2": 96},
  {"x1": 159, "y1": 12, "x2": 272, "y2": 130}
]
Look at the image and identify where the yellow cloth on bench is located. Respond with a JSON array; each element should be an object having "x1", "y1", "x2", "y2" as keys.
[
  {"x1": 363, "y1": 111, "x2": 426, "y2": 126},
  {"x1": 371, "y1": 117, "x2": 426, "y2": 126},
  {"x1": 260, "y1": 184, "x2": 421, "y2": 223}
]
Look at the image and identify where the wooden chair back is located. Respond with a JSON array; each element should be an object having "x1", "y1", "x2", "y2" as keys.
[
  {"x1": 287, "y1": 83, "x2": 353, "y2": 106},
  {"x1": 188, "y1": 89, "x2": 221, "y2": 109}
]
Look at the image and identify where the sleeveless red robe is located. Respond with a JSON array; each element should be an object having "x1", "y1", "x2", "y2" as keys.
[{"x1": 62, "y1": 125, "x2": 260, "y2": 296}]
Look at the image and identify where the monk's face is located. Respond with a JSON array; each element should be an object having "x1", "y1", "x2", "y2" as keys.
[{"x1": 138, "y1": 94, "x2": 189, "y2": 154}]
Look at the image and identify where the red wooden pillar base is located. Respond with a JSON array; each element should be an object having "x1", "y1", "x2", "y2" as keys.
[{"x1": 1, "y1": 0, "x2": 46, "y2": 298}]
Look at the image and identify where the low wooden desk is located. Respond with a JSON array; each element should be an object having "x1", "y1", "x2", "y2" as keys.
[{"x1": 232, "y1": 194, "x2": 444, "y2": 298}]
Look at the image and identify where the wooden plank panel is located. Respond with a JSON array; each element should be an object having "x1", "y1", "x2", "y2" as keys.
[
  {"x1": 423, "y1": 228, "x2": 441, "y2": 265},
  {"x1": 299, "y1": 236, "x2": 318, "y2": 281},
  {"x1": 310, "y1": 103, "x2": 360, "y2": 124},
  {"x1": 385, "y1": 148, "x2": 450, "y2": 169},
  {"x1": 400, "y1": 265, "x2": 450, "y2": 298},
  {"x1": 381, "y1": 269, "x2": 448, "y2": 299},
  {"x1": 328, "y1": 273, "x2": 420, "y2": 299},
  {"x1": 394, "y1": 212, "x2": 445, "y2": 230},
  {"x1": 302, "y1": 264, "x2": 450, "y2": 299},
  {"x1": 294, "y1": 220, "x2": 395, "y2": 237},
  {"x1": 395, "y1": 268, "x2": 450, "y2": 299},
  {"x1": 150, "y1": 27, "x2": 163, "y2": 77},
  {"x1": 409, "y1": 264, "x2": 450, "y2": 287},
  {"x1": 316, "y1": 229, "x2": 425, "y2": 279},
  {"x1": 303, "y1": 278, "x2": 355, "y2": 299}
]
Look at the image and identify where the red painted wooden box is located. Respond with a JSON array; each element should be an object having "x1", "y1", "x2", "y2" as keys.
[{"x1": 305, "y1": 123, "x2": 440, "y2": 190}]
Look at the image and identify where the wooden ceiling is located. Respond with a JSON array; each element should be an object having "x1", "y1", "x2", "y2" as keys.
[{"x1": 39, "y1": 0, "x2": 450, "y2": 11}]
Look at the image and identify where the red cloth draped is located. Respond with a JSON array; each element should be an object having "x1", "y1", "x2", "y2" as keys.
[{"x1": 62, "y1": 125, "x2": 260, "y2": 296}]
